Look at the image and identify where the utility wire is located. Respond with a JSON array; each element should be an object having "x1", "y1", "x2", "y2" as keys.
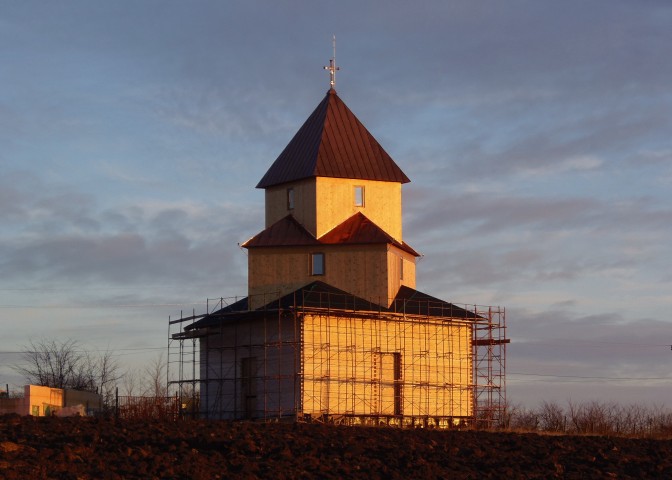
[
  {"x1": 0, "y1": 346, "x2": 166, "y2": 356},
  {"x1": 509, "y1": 372, "x2": 671, "y2": 381},
  {"x1": 0, "y1": 303, "x2": 207, "y2": 309}
]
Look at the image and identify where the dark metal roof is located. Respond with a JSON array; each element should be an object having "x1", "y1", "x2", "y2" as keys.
[
  {"x1": 257, "y1": 89, "x2": 410, "y2": 188},
  {"x1": 184, "y1": 282, "x2": 480, "y2": 331},
  {"x1": 391, "y1": 286, "x2": 480, "y2": 319},
  {"x1": 185, "y1": 281, "x2": 377, "y2": 330},
  {"x1": 261, "y1": 281, "x2": 378, "y2": 311},
  {"x1": 241, "y1": 215, "x2": 320, "y2": 248},
  {"x1": 319, "y1": 212, "x2": 420, "y2": 257},
  {"x1": 242, "y1": 213, "x2": 419, "y2": 256}
]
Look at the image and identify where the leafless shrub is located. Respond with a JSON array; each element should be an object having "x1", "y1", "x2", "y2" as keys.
[
  {"x1": 538, "y1": 401, "x2": 565, "y2": 432},
  {"x1": 116, "y1": 394, "x2": 180, "y2": 420},
  {"x1": 497, "y1": 400, "x2": 672, "y2": 439},
  {"x1": 114, "y1": 352, "x2": 200, "y2": 419},
  {"x1": 565, "y1": 399, "x2": 584, "y2": 434},
  {"x1": 508, "y1": 404, "x2": 539, "y2": 431}
]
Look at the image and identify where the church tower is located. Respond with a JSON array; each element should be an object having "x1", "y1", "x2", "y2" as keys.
[{"x1": 243, "y1": 86, "x2": 419, "y2": 309}]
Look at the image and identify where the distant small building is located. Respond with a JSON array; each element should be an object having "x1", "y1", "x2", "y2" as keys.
[
  {"x1": 0, "y1": 385, "x2": 102, "y2": 416},
  {"x1": 171, "y1": 70, "x2": 508, "y2": 427}
]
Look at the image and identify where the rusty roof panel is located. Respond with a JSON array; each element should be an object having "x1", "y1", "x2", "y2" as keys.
[
  {"x1": 319, "y1": 212, "x2": 392, "y2": 245},
  {"x1": 242, "y1": 215, "x2": 320, "y2": 248},
  {"x1": 319, "y1": 213, "x2": 420, "y2": 257},
  {"x1": 243, "y1": 213, "x2": 419, "y2": 257},
  {"x1": 257, "y1": 89, "x2": 410, "y2": 188}
]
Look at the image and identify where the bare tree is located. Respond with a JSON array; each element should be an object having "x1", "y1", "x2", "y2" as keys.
[
  {"x1": 14, "y1": 338, "x2": 79, "y2": 389},
  {"x1": 91, "y1": 347, "x2": 120, "y2": 405},
  {"x1": 539, "y1": 401, "x2": 565, "y2": 432},
  {"x1": 120, "y1": 367, "x2": 141, "y2": 397},
  {"x1": 507, "y1": 403, "x2": 540, "y2": 431},
  {"x1": 13, "y1": 338, "x2": 120, "y2": 401},
  {"x1": 142, "y1": 352, "x2": 168, "y2": 397}
]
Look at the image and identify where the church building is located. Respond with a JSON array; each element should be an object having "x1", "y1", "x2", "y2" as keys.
[{"x1": 171, "y1": 58, "x2": 507, "y2": 427}]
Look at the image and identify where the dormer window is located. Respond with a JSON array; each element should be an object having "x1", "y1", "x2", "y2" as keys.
[
  {"x1": 354, "y1": 186, "x2": 365, "y2": 207},
  {"x1": 287, "y1": 188, "x2": 295, "y2": 210}
]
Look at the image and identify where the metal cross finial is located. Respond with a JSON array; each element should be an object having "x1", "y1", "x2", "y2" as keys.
[{"x1": 323, "y1": 35, "x2": 340, "y2": 89}]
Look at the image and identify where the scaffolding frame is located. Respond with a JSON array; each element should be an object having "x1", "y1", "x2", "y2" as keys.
[{"x1": 168, "y1": 288, "x2": 507, "y2": 428}]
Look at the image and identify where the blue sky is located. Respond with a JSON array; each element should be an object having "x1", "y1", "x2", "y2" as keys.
[{"x1": 1, "y1": 0, "x2": 671, "y2": 407}]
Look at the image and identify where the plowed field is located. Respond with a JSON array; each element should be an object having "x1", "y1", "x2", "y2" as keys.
[{"x1": 1, "y1": 415, "x2": 671, "y2": 479}]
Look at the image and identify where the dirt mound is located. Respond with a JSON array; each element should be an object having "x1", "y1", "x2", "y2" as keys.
[{"x1": 1, "y1": 415, "x2": 671, "y2": 479}]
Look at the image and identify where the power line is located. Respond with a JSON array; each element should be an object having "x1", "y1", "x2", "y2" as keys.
[
  {"x1": 510, "y1": 371, "x2": 671, "y2": 381},
  {"x1": 0, "y1": 297, "x2": 245, "y2": 310},
  {"x1": 0, "y1": 303, "x2": 207, "y2": 309},
  {"x1": 0, "y1": 346, "x2": 166, "y2": 356},
  {"x1": 514, "y1": 339, "x2": 670, "y2": 348},
  {"x1": 0, "y1": 286, "x2": 182, "y2": 292}
]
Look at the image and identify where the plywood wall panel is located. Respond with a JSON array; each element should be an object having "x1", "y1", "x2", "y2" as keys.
[
  {"x1": 315, "y1": 177, "x2": 402, "y2": 241},
  {"x1": 248, "y1": 245, "x2": 393, "y2": 309},
  {"x1": 302, "y1": 314, "x2": 473, "y2": 419}
]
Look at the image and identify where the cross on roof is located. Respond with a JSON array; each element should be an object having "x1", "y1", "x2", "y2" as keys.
[{"x1": 323, "y1": 35, "x2": 340, "y2": 89}]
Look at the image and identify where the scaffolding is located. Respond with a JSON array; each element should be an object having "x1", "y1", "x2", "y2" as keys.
[{"x1": 168, "y1": 288, "x2": 507, "y2": 428}]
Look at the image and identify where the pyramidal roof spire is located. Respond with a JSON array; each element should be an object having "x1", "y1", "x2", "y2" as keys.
[
  {"x1": 256, "y1": 88, "x2": 410, "y2": 189},
  {"x1": 323, "y1": 35, "x2": 340, "y2": 90}
]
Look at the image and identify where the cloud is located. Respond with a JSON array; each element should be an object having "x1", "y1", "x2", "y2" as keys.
[
  {"x1": 0, "y1": 172, "x2": 99, "y2": 231},
  {"x1": 141, "y1": 84, "x2": 294, "y2": 140},
  {"x1": 406, "y1": 192, "x2": 600, "y2": 238},
  {"x1": 505, "y1": 305, "x2": 672, "y2": 406},
  {"x1": 510, "y1": 306, "x2": 672, "y2": 375},
  {"x1": 0, "y1": 175, "x2": 254, "y2": 293},
  {"x1": 406, "y1": 186, "x2": 672, "y2": 249}
]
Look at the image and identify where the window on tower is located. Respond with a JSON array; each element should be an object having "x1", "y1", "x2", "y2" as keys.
[
  {"x1": 311, "y1": 253, "x2": 325, "y2": 276},
  {"x1": 354, "y1": 186, "x2": 365, "y2": 207},
  {"x1": 287, "y1": 188, "x2": 295, "y2": 210}
]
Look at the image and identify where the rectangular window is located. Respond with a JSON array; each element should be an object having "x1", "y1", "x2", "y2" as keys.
[
  {"x1": 311, "y1": 252, "x2": 325, "y2": 275},
  {"x1": 354, "y1": 186, "x2": 365, "y2": 207},
  {"x1": 399, "y1": 256, "x2": 404, "y2": 280},
  {"x1": 287, "y1": 187, "x2": 295, "y2": 210}
]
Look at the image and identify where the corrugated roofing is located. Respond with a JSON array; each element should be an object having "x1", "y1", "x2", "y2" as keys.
[
  {"x1": 257, "y1": 89, "x2": 410, "y2": 188},
  {"x1": 242, "y1": 213, "x2": 419, "y2": 257}
]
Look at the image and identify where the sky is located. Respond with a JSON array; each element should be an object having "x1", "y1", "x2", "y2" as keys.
[{"x1": 1, "y1": 0, "x2": 671, "y2": 408}]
